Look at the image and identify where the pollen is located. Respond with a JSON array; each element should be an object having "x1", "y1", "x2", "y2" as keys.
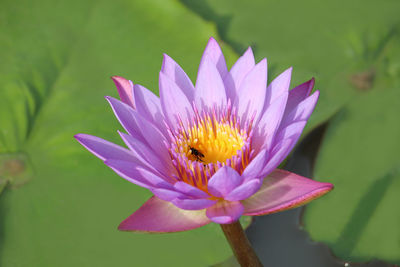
[
  {"x1": 184, "y1": 117, "x2": 245, "y2": 164},
  {"x1": 167, "y1": 103, "x2": 254, "y2": 191}
]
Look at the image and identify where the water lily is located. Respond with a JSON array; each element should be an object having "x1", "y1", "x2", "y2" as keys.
[{"x1": 75, "y1": 37, "x2": 333, "y2": 233}]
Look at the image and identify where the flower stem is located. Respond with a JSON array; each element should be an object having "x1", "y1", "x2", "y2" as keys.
[{"x1": 220, "y1": 221, "x2": 263, "y2": 267}]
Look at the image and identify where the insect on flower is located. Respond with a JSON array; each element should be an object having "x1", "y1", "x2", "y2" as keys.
[
  {"x1": 75, "y1": 37, "x2": 333, "y2": 232},
  {"x1": 188, "y1": 146, "x2": 205, "y2": 162}
]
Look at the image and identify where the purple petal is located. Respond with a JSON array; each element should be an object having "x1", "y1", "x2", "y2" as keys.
[
  {"x1": 260, "y1": 132, "x2": 305, "y2": 177},
  {"x1": 151, "y1": 188, "x2": 186, "y2": 201},
  {"x1": 208, "y1": 166, "x2": 243, "y2": 198},
  {"x1": 74, "y1": 134, "x2": 136, "y2": 162},
  {"x1": 280, "y1": 90, "x2": 319, "y2": 129},
  {"x1": 199, "y1": 37, "x2": 228, "y2": 79},
  {"x1": 206, "y1": 201, "x2": 244, "y2": 224},
  {"x1": 119, "y1": 132, "x2": 173, "y2": 176},
  {"x1": 106, "y1": 96, "x2": 145, "y2": 142},
  {"x1": 253, "y1": 92, "x2": 288, "y2": 151},
  {"x1": 224, "y1": 47, "x2": 255, "y2": 100},
  {"x1": 195, "y1": 57, "x2": 227, "y2": 110},
  {"x1": 242, "y1": 169, "x2": 333, "y2": 216},
  {"x1": 118, "y1": 196, "x2": 210, "y2": 232},
  {"x1": 265, "y1": 67, "x2": 292, "y2": 106},
  {"x1": 133, "y1": 84, "x2": 166, "y2": 136},
  {"x1": 274, "y1": 120, "x2": 308, "y2": 142},
  {"x1": 241, "y1": 149, "x2": 269, "y2": 180},
  {"x1": 172, "y1": 198, "x2": 217, "y2": 210},
  {"x1": 125, "y1": 106, "x2": 170, "y2": 163},
  {"x1": 174, "y1": 181, "x2": 210, "y2": 198},
  {"x1": 159, "y1": 71, "x2": 193, "y2": 130},
  {"x1": 111, "y1": 76, "x2": 135, "y2": 108},
  {"x1": 225, "y1": 179, "x2": 262, "y2": 201},
  {"x1": 161, "y1": 54, "x2": 195, "y2": 102},
  {"x1": 284, "y1": 78, "x2": 314, "y2": 118},
  {"x1": 104, "y1": 159, "x2": 165, "y2": 189},
  {"x1": 234, "y1": 58, "x2": 267, "y2": 123}
]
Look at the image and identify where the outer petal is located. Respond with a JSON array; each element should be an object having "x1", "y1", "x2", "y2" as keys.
[
  {"x1": 104, "y1": 159, "x2": 172, "y2": 189},
  {"x1": 208, "y1": 166, "x2": 243, "y2": 198},
  {"x1": 242, "y1": 169, "x2": 333, "y2": 216},
  {"x1": 111, "y1": 76, "x2": 135, "y2": 108},
  {"x1": 284, "y1": 78, "x2": 314, "y2": 119},
  {"x1": 199, "y1": 37, "x2": 228, "y2": 79},
  {"x1": 234, "y1": 59, "x2": 267, "y2": 123},
  {"x1": 206, "y1": 201, "x2": 244, "y2": 224},
  {"x1": 159, "y1": 71, "x2": 193, "y2": 130},
  {"x1": 279, "y1": 90, "x2": 319, "y2": 130},
  {"x1": 118, "y1": 196, "x2": 210, "y2": 233},
  {"x1": 195, "y1": 57, "x2": 227, "y2": 110},
  {"x1": 119, "y1": 131, "x2": 173, "y2": 176},
  {"x1": 224, "y1": 47, "x2": 255, "y2": 100},
  {"x1": 161, "y1": 54, "x2": 195, "y2": 102},
  {"x1": 74, "y1": 134, "x2": 136, "y2": 162},
  {"x1": 106, "y1": 96, "x2": 145, "y2": 142},
  {"x1": 133, "y1": 84, "x2": 166, "y2": 136}
]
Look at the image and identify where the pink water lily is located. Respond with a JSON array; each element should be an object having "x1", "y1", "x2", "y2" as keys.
[{"x1": 75, "y1": 37, "x2": 333, "y2": 232}]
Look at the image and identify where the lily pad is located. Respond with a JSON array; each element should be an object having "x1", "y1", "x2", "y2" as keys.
[
  {"x1": 180, "y1": 0, "x2": 400, "y2": 133},
  {"x1": 0, "y1": 0, "x2": 239, "y2": 266},
  {"x1": 303, "y1": 79, "x2": 400, "y2": 264}
]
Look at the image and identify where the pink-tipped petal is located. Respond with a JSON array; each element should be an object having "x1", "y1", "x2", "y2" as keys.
[
  {"x1": 172, "y1": 198, "x2": 217, "y2": 210},
  {"x1": 234, "y1": 58, "x2": 267, "y2": 123},
  {"x1": 206, "y1": 200, "x2": 244, "y2": 224},
  {"x1": 208, "y1": 166, "x2": 243, "y2": 198},
  {"x1": 242, "y1": 169, "x2": 333, "y2": 216},
  {"x1": 199, "y1": 37, "x2": 228, "y2": 79},
  {"x1": 74, "y1": 134, "x2": 136, "y2": 162},
  {"x1": 111, "y1": 76, "x2": 135, "y2": 108},
  {"x1": 241, "y1": 149, "x2": 269, "y2": 180},
  {"x1": 195, "y1": 57, "x2": 227, "y2": 110},
  {"x1": 284, "y1": 78, "x2": 315, "y2": 117},
  {"x1": 265, "y1": 67, "x2": 292, "y2": 105},
  {"x1": 174, "y1": 182, "x2": 210, "y2": 198},
  {"x1": 119, "y1": 196, "x2": 210, "y2": 233},
  {"x1": 159, "y1": 71, "x2": 193, "y2": 130},
  {"x1": 161, "y1": 54, "x2": 195, "y2": 101},
  {"x1": 224, "y1": 47, "x2": 255, "y2": 100},
  {"x1": 225, "y1": 179, "x2": 262, "y2": 201}
]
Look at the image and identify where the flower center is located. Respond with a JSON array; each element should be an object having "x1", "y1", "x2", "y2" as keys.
[
  {"x1": 167, "y1": 104, "x2": 254, "y2": 191},
  {"x1": 183, "y1": 119, "x2": 245, "y2": 164}
]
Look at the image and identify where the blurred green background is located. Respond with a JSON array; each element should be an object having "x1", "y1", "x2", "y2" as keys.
[{"x1": 0, "y1": 0, "x2": 399, "y2": 266}]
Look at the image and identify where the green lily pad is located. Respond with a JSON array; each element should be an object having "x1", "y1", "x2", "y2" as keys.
[
  {"x1": 0, "y1": 0, "x2": 239, "y2": 266},
  {"x1": 303, "y1": 80, "x2": 400, "y2": 264},
  {"x1": 180, "y1": 0, "x2": 400, "y2": 134}
]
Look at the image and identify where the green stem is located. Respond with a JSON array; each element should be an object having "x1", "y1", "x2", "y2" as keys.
[{"x1": 220, "y1": 221, "x2": 263, "y2": 267}]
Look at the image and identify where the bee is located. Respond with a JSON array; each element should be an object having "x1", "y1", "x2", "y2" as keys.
[{"x1": 189, "y1": 146, "x2": 205, "y2": 162}]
